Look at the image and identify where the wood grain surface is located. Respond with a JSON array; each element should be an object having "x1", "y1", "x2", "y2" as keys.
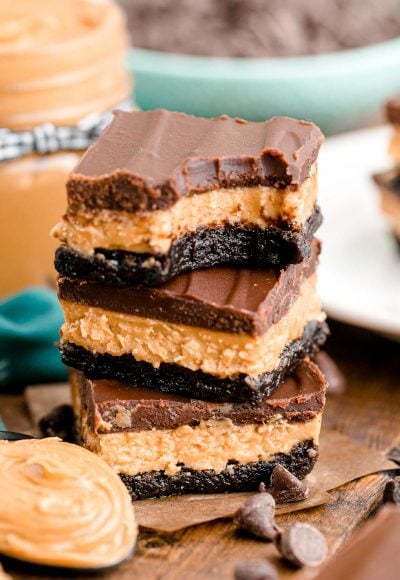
[{"x1": 1, "y1": 321, "x2": 399, "y2": 579}]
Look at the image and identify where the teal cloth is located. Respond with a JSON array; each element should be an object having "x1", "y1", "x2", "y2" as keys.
[{"x1": 0, "y1": 288, "x2": 66, "y2": 386}]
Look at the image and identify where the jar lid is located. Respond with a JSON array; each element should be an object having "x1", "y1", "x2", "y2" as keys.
[{"x1": 0, "y1": 0, "x2": 131, "y2": 130}]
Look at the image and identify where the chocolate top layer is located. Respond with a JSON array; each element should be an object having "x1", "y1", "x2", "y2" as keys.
[
  {"x1": 316, "y1": 506, "x2": 400, "y2": 580},
  {"x1": 59, "y1": 240, "x2": 320, "y2": 336},
  {"x1": 75, "y1": 359, "x2": 326, "y2": 433},
  {"x1": 387, "y1": 97, "x2": 400, "y2": 124},
  {"x1": 67, "y1": 109, "x2": 324, "y2": 213}
]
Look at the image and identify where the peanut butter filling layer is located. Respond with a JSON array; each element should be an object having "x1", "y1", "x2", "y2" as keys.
[
  {"x1": 380, "y1": 189, "x2": 400, "y2": 236},
  {"x1": 53, "y1": 167, "x2": 317, "y2": 255},
  {"x1": 80, "y1": 413, "x2": 322, "y2": 476},
  {"x1": 0, "y1": 438, "x2": 137, "y2": 569},
  {"x1": 60, "y1": 274, "x2": 325, "y2": 378}
]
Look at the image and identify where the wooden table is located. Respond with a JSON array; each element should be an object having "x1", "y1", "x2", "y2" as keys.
[{"x1": 1, "y1": 321, "x2": 399, "y2": 579}]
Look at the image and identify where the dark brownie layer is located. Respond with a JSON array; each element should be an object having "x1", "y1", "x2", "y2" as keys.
[
  {"x1": 55, "y1": 208, "x2": 322, "y2": 287},
  {"x1": 68, "y1": 110, "x2": 324, "y2": 214},
  {"x1": 75, "y1": 358, "x2": 326, "y2": 433},
  {"x1": 62, "y1": 320, "x2": 329, "y2": 404},
  {"x1": 119, "y1": 440, "x2": 317, "y2": 500},
  {"x1": 58, "y1": 240, "x2": 320, "y2": 337}
]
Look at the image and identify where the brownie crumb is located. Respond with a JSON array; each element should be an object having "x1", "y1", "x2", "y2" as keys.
[
  {"x1": 383, "y1": 477, "x2": 400, "y2": 504},
  {"x1": 234, "y1": 560, "x2": 278, "y2": 580},
  {"x1": 38, "y1": 404, "x2": 76, "y2": 443},
  {"x1": 275, "y1": 523, "x2": 327, "y2": 567},
  {"x1": 266, "y1": 465, "x2": 309, "y2": 503},
  {"x1": 235, "y1": 492, "x2": 280, "y2": 541}
]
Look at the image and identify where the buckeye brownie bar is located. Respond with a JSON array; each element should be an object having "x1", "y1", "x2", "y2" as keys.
[
  {"x1": 71, "y1": 359, "x2": 327, "y2": 499},
  {"x1": 59, "y1": 240, "x2": 328, "y2": 403},
  {"x1": 53, "y1": 109, "x2": 324, "y2": 286}
]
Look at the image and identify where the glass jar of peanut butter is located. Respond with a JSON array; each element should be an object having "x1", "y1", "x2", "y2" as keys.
[{"x1": 0, "y1": 0, "x2": 131, "y2": 297}]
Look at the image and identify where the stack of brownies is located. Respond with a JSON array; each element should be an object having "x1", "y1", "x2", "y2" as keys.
[
  {"x1": 373, "y1": 97, "x2": 400, "y2": 249},
  {"x1": 53, "y1": 109, "x2": 329, "y2": 499}
]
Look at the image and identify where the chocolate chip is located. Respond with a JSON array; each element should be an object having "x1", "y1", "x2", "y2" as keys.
[
  {"x1": 235, "y1": 492, "x2": 279, "y2": 541},
  {"x1": 387, "y1": 446, "x2": 400, "y2": 465},
  {"x1": 383, "y1": 477, "x2": 400, "y2": 504},
  {"x1": 38, "y1": 404, "x2": 76, "y2": 443},
  {"x1": 267, "y1": 465, "x2": 309, "y2": 504},
  {"x1": 313, "y1": 351, "x2": 346, "y2": 395},
  {"x1": 275, "y1": 523, "x2": 327, "y2": 567},
  {"x1": 234, "y1": 560, "x2": 278, "y2": 580}
]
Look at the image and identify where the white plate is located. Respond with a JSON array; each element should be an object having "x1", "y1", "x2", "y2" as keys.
[{"x1": 318, "y1": 125, "x2": 400, "y2": 339}]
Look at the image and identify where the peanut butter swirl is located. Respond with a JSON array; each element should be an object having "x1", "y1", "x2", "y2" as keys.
[
  {"x1": 0, "y1": 438, "x2": 137, "y2": 569},
  {"x1": 0, "y1": 0, "x2": 130, "y2": 129}
]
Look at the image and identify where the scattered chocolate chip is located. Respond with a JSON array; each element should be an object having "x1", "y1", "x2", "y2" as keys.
[
  {"x1": 383, "y1": 477, "x2": 400, "y2": 504},
  {"x1": 275, "y1": 523, "x2": 327, "y2": 567},
  {"x1": 235, "y1": 492, "x2": 280, "y2": 541},
  {"x1": 387, "y1": 446, "x2": 400, "y2": 465},
  {"x1": 234, "y1": 560, "x2": 278, "y2": 580},
  {"x1": 38, "y1": 404, "x2": 76, "y2": 443},
  {"x1": 267, "y1": 465, "x2": 309, "y2": 504},
  {"x1": 313, "y1": 351, "x2": 346, "y2": 395}
]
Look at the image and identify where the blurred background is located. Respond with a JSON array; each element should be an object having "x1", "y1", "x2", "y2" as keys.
[
  {"x1": 0, "y1": 0, "x2": 399, "y2": 388},
  {"x1": 121, "y1": 0, "x2": 400, "y2": 133}
]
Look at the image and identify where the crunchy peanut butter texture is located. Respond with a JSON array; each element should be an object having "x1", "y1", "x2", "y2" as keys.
[
  {"x1": 80, "y1": 413, "x2": 322, "y2": 476},
  {"x1": 0, "y1": 438, "x2": 137, "y2": 569},
  {"x1": 53, "y1": 168, "x2": 318, "y2": 255},
  {"x1": 0, "y1": 0, "x2": 130, "y2": 129}
]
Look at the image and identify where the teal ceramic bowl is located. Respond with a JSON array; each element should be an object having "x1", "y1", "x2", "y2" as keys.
[{"x1": 128, "y1": 37, "x2": 400, "y2": 135}]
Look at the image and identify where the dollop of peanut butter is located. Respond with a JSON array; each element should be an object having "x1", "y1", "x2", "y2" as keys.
[
  {"x1": 0, "y1": 438, "x2": 137, "y2": 569},
  {"x1": 0, "y1": 0, "x2": 131, "y2": 129}
]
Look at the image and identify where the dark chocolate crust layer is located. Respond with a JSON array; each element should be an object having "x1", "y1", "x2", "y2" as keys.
[
  {"x1": 68, "y1": 110, "x2": 324, "y2": 214},
  {"x1": 61, "y1": 320, "x2": 329, "y2": 404},
  {"x1": 55, "y1": 208, "x2": 322, "y2": 287},
  {"x1": 58, "y1": 240, "x2": 320, "y2": 337},
  {"x1": 119, "y1": 440, "x2": 317, "y2": 500},
  {"x1": 75, "y1": 359, "x2": 326, "y2": 433}
]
